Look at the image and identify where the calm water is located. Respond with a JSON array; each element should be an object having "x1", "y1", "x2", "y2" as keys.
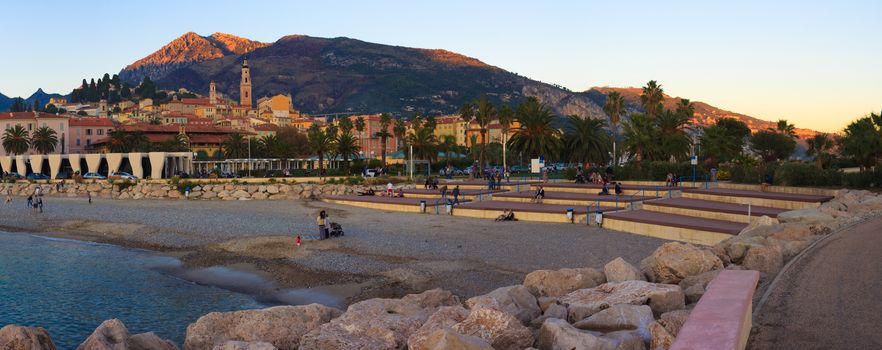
[{"x1": 0, "y1": 231, "x2": 268, "y2": 349}]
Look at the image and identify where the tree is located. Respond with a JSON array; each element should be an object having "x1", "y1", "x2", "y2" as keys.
[
  {"x1": 375, "y1": 113, "x2": 393, "y2": 166},
  {"x1": 276, "y1": 127, "x2": 309, "y2": 158},
  {"x1": 2, "y1": 125, "x2": 30, "y2": 155},
  {"x1": 108, "y1": 130, "x2": 149, "y2": 153},
  {"x1": 259, "y1": 134, "x2": 287, "y2": 159},
  {"x1": 640, "y1": 80, "x2": 664, "y2": 119},
  {"x1": 509, "y1": 97, "x2": 562, "y2": 160},
  {"x1": 657, "y1": 109, "x2": 693, "y2": 161},
  {"x1": 439, "y1": 135, "x2": 458, "y2": 165},
  {"x1": 30, "y1": 126, "x2": 58, "y2": 154},
  {"x1": 622, "y1": 113, "x2": 658, "y2": 162},
  {"x1": 771, "y1": 119, "x2": 796, "y2": 139},
  {"x1": 839, "y1": 114, "x2": 882, "y2": 170},
  {"x1": 407, "y1": 125, "x2": 439, "y2": 163},
  {"x1": 603, "y1": 91, "x2": 625, "y2": 165},
  {"x1": 307, "y1": 124, "x2": 334, "y2": 177},
  {"x1": 337, "y1": 117, "x2": 353, "y2": 135},
  {"x1": 223, "y1": 133, "x2": 248, "y2": 159},
  {"x1": 9, "y1": 98, "x2": 27, "y2": 112},
  {"x1": 563, "y1": 115, "x2": 610, "y2": 165},
  {"x1": 333, "y1": 131, "x2": 360, "y2": 175},
  {"x1": 472, "y1": 95, "x2": 497, "y2": 175},
  {"x1": 155, "y1": 134, "x2": 189, "y2": 152},
  {"x1": 393, "y1": 118, "x2": 407, "y2": 152},
  {"x1": 498, "y1": 104, "x2": 515, "y2": 170},
  {"x1": 700, "y1": 118, "x2": 750, "y2": 166},
  {"x1": 750, "y1": 130, "x2": 796, "y2": 162},
  {"x1": 806, "y1": 133, "x2": 835, "y2": 168}
]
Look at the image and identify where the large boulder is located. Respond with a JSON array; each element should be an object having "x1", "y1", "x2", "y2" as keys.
[
  {"x1": 742, "y1": 245, "x2": 784, "y2": 275},
  {"x1": 677, "y1": 269, "x2": 720, "y2": 304},
  {"x1": 572, "y1": 304, "x2": 654, "y2": 343},
  {"x1": 648, "y1": 321, "x2": 674, "y2": 350},
  {"x1": 77, "y1": 319, "x2": 177, "y2": 350},
  {"x1": 419, "y1": 329, "x2": 494, "y2": 350},
  {"x1": 0, "y1": 325, "x2": 56, "y2": 350},
  {"x1": 407, "y1": 306, "x2": 470, "y2": 350},
  {"x1": 538, "y1": 318, "x2": 622, "y2": 350},
  {"x1": 452, "y1": 308, "x2": 534, "y2": 350},
  {"x1": 604, "y1": 258, "x2": 645, "y2": 283},
  {"x1": 559, "y1": 281, "x2": 685, "y2": 321},
  {"x1": 299, "y1": 289, "x2": 459, "y2": 350},
  {"x1": 523, "y1": 268, "x2": 606, "y2": 297},
  {"x1": 777, "y1": 208, "x2": 834, "y2": 224},
  {"x1": 465, "y1": 285, "x2": 541, "y2": 324},
  {"x1": 184, "y1": 304, "x2": 342, "y2": 350},
  {"x1": 640, "y1": 243, "x2": 723, "y2": 284},
  {"x1": 658, "y1": 309, "x2": 690, "y2": 337},
  {"x1": 717, "y1": 236, "x2": 766, "y2": 264},
  {"x1": 211, "y1": 341, "x2": 277, "y2": 350}
]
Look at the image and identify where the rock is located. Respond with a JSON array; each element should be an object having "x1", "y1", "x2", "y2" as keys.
[
  {"x1": 537, "y1": 297, "x2": 559, "y2": 312},
  {"x1": 559, "y1": 280, "x2": 685, "y2": 321},
  {"x1": 453, "y1": 308, "x2": 534, "y2": 350},
  {"x1": 768, "y1": 224, "x2": 815, "y2": 242},
  {"x1": 523, "y1": 267, "x2": 606, "y2": 297},
  {"x1": 299, "y1": 289, "x2": 459, "y2": 350},
  {"x1": 419, "y1": 329, "x2": 494, "y2": 350},
  {"x1": 251, "y1": 192, "x2": 268, "y2": 200},
  {"x1": 742, "y1": 245, "x2": 784, "y2": 275},
  {"x1": 718, "y1": 236, "x2": 766, "y2": 263},
  {"x1": 777, "y1": 208, "x2": 834, "y2": 224},
  {"x1": 408, "y1": 306, "x2": 470, "y2": 350},
  {"x1": 773, "y1": 239, "x2": 811, "y2": 260},
  {"x1": 211, "y1": 341, "x2": 277, "y2": 350},
  {"x1": 231, "y1": 190, "x2": 250, "y2": 199},
  {"x1": 265, "y1": 185, "x2": 279, "y2": 194},
  {"x1": 465, "y1": 285, "x2": 540, "y2": 324},
  {"x1": 658, "y1": 309, "x2": 690, "y2": 337},
  {"x1": 128, "y1": 333, "x2": 178, "y2": 350},
  {"x1": 538, "y1": 318, "x2": 617, "y2": 350},
  {"x1": 604, "y1": 258, "x2": 645, "y2": 282},
  {"x1": 603, "y1": 330, "x2": 648, "y2": 350},
  {"x1": 737, "y1": 215, "x2": 777, "y2": 235},
  {"x1": 640, "y1": 243, "x2": 723, "y2": 284},
  {"x1": 572, "y1": 304, "x2": 654, "y2": 343},
  {"x1": 648, "y1": 321, "x2": 674, "y2": 350},
  {"x1": 185, "y1": 304, "x2": 342, "y2": 350},
  {"x1": 77, "y1": 319, "x2": 130, "y2": 350},
  {"x1": 530, "y1": 302, "x2": 569, "y2": 328},
  {"x1": 677, "y1": 270, "x2": 720, "y2": 304},
  {"x1": 0, "y1": 325, "x2": 56, "y2": 350}
]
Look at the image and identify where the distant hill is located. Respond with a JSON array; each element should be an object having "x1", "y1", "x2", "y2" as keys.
[
  {"x1": 0, "y1": 89, "x2": 66, "y2": 112},
  {"x1": 118, "y1": 32, "x2": 817, "y2": 138}
]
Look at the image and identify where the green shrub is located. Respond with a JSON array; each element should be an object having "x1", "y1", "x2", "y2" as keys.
[
  {"x1": 116, "y1": 179, "x2": 136, "y2": 192},
  {"x1": 175, "y1": 181, "x2": 198, "y2": 194},
  {"x1": 774, "y1": 162, "x2": 843, "y2": 187},
  {"x1": 843, "y1": 168, "x2": 882, "y2": 188}
]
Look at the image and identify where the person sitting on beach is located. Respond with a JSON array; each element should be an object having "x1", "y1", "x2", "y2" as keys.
[
  {"x1": 358, "y1": 188, "x2": 376, "y2": 196},
  {"x1": 386, "y1": 182, "x2": 394, "y2": 196},
  {"x1": 761, "y1": 174, "x2": 774, "y2": 192},
  {"x1": 665, "y1": 173, "x2": 673, "y2": 187},
  {"x1": 396, "y1": 187, "x2": 405, "y2": 198},
  {"x1": 495, "y1": 209, "x2": 516, "y2": 221},
  {"x1": 598, "y1": 182, "x2": 610, "y2": 196},
  {"x1": 533, "y1": 186, "x2": 545, "y2": 203}
]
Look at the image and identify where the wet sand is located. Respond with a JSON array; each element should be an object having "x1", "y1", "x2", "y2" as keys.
[{"x1": 0, "y1": 196, "x2": 667, "y2": 305}]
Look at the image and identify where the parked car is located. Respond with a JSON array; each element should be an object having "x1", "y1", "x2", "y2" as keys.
[
  {"x1": 26, "y1": 173, "x2": 50, "y2": 180},
  {"x1": 110, "y1": 172, "x2": 138, "y2": 180},
  {"x1": 510, "y1": 165, "x2": 528, "y2": 173},
  {"x1": 82, "y1": 172, "x2": 107, "y2": 180}
]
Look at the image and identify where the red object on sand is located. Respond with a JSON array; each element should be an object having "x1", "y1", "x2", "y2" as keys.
[{"x1": 296, "y1": 235, "x2": 302, "y2": 246}]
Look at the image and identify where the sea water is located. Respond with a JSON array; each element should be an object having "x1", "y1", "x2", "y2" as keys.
[{"x1": 0, "y1": 231, "x2": 267, "y2": 349}]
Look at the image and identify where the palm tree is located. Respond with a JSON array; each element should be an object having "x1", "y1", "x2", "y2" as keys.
[
  {"x1": 393, "y1": 118, "x2": 407, "y2": 151},
  {"x1": 155, "y1": 134, "x2": 190, "y2": 152},
  {"x1": 354, "y1": 117, "x2": 366, "y2": 134},
  {"x1": 307, "y1": 124, "x2": 334, "y2": 177},
  {"x1": 375, "y1": 113, "x2": 393, "y2": 166},
  {"x1": 806, "y1": 133, "x2": 834, "y2": 168},
  {"x1": 260, "y1": 134, "x2": 287, "y2": 159},
  {"x1": 509, "y1": 97, "x2": 562, "y2": 160},
  {"x1": 773, "y1": 119, "x2": 797, "y2": 139},
  {"x1": 337, "y1": 117, "x2": 353, "y2": 135},
  {"x1": 407, "y1": 126, "x2": 439, "y2": 163},
  {"x1": 223, "y1": 133, "x2": 248, "y2": 159},
  {"x1": 333, "y1": 131, "x2": 360, "y2": 175},
  {"x1": 439, "y1": 135, "x2": 458, "y2": 165},
  {"x1": 473, "y1": 95, "x2": 497, "y2": 176},
  {"x1": 563, "y1": 115, "x2": 610, "y2": 165},
  {"x1": 498, "y1": 104, "x2": 515, "y2": 170},
  {"x1": 30, "y1": 126, "x2": 58, "y2": 154},
  {"x1": 640, "y1": 80, "x2": 664, "y2": 119},
  {"x1": 657, "y1": 109, "x2": 693, "y2": 161},
  {"x1": 603, "y1": 91, "x2": 625, "y2": 165},
  {"x1": 2, "y1": 125, "x2": 30, "y2": 155},
  {"x1": 622, "y1": 113, "x2": 658, "y2": 162}
]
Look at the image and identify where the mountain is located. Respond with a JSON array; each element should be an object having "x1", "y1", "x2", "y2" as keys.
[
  {"x1": 0, "y1": 89, "x2": 66, "y2": 112},
  {"x1": 120, "y1": 32, "x2": 268, "y2": 83},
  {"x1": 119, "y1": 32, "x2": 816, "y2": 138}
]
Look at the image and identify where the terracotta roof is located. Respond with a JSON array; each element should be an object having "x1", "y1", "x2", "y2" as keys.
[
  {"x1": 0, "y1": 112, "x2": 69, "y2": 120},
  {"x1": 180, "y1": 98, "x2": 212, "y2": 106},
  {"x1": 253, "y1": 123, "x2": 280, "y2": 131},
  {"x1": 69, "y1": 117, "x2": 115, "y2": 127}
]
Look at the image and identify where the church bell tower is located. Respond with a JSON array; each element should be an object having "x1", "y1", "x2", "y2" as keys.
[
  {"x1": 239, "y1": 60, "x2": 252, "y2": 108},
  {"x1": 209, "y1": 80, "x2": 217, "y2": 104}
]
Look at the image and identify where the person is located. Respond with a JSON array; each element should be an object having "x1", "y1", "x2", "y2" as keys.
[
  {"x1": 396, "y1": 187, "x2": 405, "y2": 198},
  {"x1": 88, "y1": 191, "x2": 92, "y2": 204},
  {"x1": 296, "y1": 235, "x2": 302, "y2": 247},
  {"x1": 185, "y1": 185, "x2": 191, "y2": 199},
  {"x1": 495, "y1": 209, "x2": 516, "y2": 221},
  {"x1": 31, "y1": 196, "x2": 39, "y2": 213},
  {"x1": 424, "y1": 177, "x2": 431, "y2": 189},
  {"x1": 27, "y1": 195, "x2": 33, "y2": 209},
  {"x1": 37, "y1": 197, "x2": 43, "y2": 213},
  {"x1": 386, "y1": 182, "x2": 394, "y2": 196},
  {"x1": 614, "y1": 182, "x2": 623, "y2": 196},
  {"x1": 598, "y1": 181, "x2": 610, "y2": 196},
  {"x1": 452, "y1": 186, "x2": 461, "y2": 205},
  {"x1": 665, "y1": 173, "x2": 673, "y2": 187},
  {"x1": 4, "y1": 187, "x2": 11, "y2": 204},
  {"x1": 542, "y1": 168, "x2": 549, "y2": 183},
  {"x1": 761, "y1": 174, "x2": 773, "y2": 192},
  {"x1": 432, "y1": 177, "x2": 439, "y2": 190},
  {"x1": 56, "y1": 180, "x2": 63, "y2": 192},
  {"x1": 439, "y1": 185, "x2": 448, "y2": 201},
  {"x1": 316, "y1": 210, "x2": 328, "y2": 239},
  {"x1": 605, "y1": 165, "x2": 614, "y2": 182},
  {"x1": 34, "y1": 186, "x2": 42, "y2": 197},
  {"x1": 710, "y1": 167, "x2": 718, "y2": 182},
  {"x1": 533, "y1": 186, "x2": 545, "y2": 203}
]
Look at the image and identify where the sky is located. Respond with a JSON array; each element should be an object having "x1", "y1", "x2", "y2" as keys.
[{"x1": 1, "y1": 0, "x2": 880, "y2": 132}]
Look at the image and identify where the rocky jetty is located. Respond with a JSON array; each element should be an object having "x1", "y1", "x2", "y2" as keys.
[{"x1": 3, "y1": 188, "x2": 881, "y2": 349}]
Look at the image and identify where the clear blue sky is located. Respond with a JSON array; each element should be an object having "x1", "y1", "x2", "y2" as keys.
[{"x1": 2, "y1": 0, "x2": 880, "y2": 132}]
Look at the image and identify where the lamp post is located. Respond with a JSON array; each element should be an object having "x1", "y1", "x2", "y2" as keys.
[{"x1": 247, "y1": 137, "x2": 252, "y2": 177}]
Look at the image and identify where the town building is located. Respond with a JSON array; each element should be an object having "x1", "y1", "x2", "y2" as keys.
[
  {"x1": 68, "y1": 117, "x2": 115, "y2": 154},
  {"x1": 240, "y1": 60, "x2": 253, "y2": 108},
  {"x1": 0, "y1": 112, "x2": 70, "y2": 157}
]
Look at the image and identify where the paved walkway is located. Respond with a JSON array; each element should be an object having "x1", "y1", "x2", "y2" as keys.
[{"x1": 749, "y1": 215, "x2": 882, "y2": 349}]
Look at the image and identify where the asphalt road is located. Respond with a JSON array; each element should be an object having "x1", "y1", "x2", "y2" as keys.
[{"x1": 749, "y1": 215, "x2": 882, "y2": 349}]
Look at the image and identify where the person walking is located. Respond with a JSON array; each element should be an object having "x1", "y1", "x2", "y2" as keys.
[
  {"x1": 37, "y1": 196, "x2": 43, "y2": 213},
  {"x1": 27, "y1": 195, "x2": 33, "y2": 209},
  {"x1": 452, "y1": 186, "x2": 461, "y2": 205},
  {"x1": 88, "y1": 191, "x2": 92, "y2": 204},
  {"x1": 4, "y1": 187, "x2": 11, "y2": 204},
  {"x1": 439, "y1": 185, "x2": 448, "y2": 201},
  {"x1": 316, "y1": 210, "x2": 328, "y2": 240}
]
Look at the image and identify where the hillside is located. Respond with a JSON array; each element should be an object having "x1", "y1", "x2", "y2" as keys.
[
  {"x1": 0, "y1": 89, "x2": 66, "y2": 112},
  {"x1": 120, "y1": 32, "x2": 267, "y2": 83}
]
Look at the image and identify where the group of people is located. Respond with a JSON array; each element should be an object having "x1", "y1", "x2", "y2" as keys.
[
  {"x1": 424, "y1": 177, "x2": 440, "y2": 190},
  {"x1": 597, "y1": 181, "x2": 623, "y2": 196},
  {"x1": 574, "y1": 166, "x2": 615, "y2": 185},
  {"x1": 495, "y1": 208, "x2": 516, "y2": 221},
  {"x1": 485, "y1": 170, "x2": 506, "y2": 190},
  {"x1": 26, "y1": 187, "x2": 45, "y2": 213},
  {"x1": 664, "y1": 173, "x2": 682, "y2": 187}
]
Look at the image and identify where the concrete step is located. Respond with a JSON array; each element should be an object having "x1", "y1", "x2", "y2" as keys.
[
  {"x1": 323, "y1": 195, "x2": 454, "y2": 213},
  {"x1": 453, "y1": 200, "x2": 622, "y2": 223},
  {"x1": 602, "y1": 210, "x2": 747, "y2": 245},
  {"x1": 530, "y1": 182, "x2": 686, "y2": 197},
  {"x1": 682, "y1": 188, "x2": 833, "y2": 210},
  {"x1": 400, "y1": 188, "x2": 503, "y2": 201},
  {"x1": 642, "y1": 198, "x2": 787, "y2": 224},
  {"x1": 493, "y1": 191, "x2": 655, "y2": 209}
]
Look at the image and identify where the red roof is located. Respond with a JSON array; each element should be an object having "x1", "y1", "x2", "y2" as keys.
[
  {"x1": 0, "y1": 112, "x2": 69, "y2": 120},
  {"x1": 69, "y1": 117, "x2": 115, "y2": 127},
  {"x1": 181, "y1": 98, "x2": 212, "y2": 106},
  {"x1": 119, "y1": 123, "x2": 253, "y2": 135},
  {"x1": 254, "y1": 123, "x2": 280, "y2": 131}
]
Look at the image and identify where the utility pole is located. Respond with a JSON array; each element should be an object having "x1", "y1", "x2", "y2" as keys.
[{"x1": 247, "y1": 137, "x2": 252, "y2": 177}]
